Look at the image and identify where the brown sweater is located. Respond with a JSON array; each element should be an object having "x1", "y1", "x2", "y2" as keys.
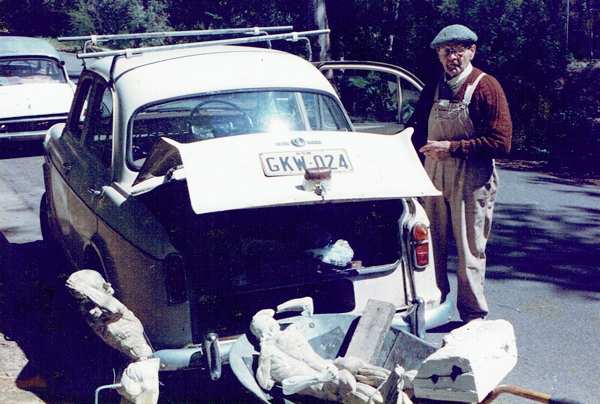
[{"x1": 411, "y1": 67, "x2": 512, "y2": 161}]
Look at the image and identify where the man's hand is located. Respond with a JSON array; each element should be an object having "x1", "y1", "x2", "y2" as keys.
[{"x1": 420, "y1": 140, "x2": 451, "y2": 162}]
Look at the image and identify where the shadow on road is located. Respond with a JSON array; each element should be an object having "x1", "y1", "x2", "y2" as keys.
[
  {"x1": 0, "y1": 140, "x2": 45, "y2": 160},
  {"x1": 487, "y1": 201, "x2": 600, "y2": 293},
  {"x1": 0, "y1": 236, "x2": 259, "y2": 403},
  {"x1": 0, "y1": 237, "x2": 123, "y2": 403}
]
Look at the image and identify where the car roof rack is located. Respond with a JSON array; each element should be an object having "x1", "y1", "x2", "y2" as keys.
[
  {"x1": 59, "y1": 26, "x2": 295, "y2": 54},
  {"x1": 58, "y1": 27, "x2": 329, "y2": 86}
]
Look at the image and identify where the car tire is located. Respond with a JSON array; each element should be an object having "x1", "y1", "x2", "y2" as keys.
[
  {"x1": 39, "y1": 191, "x2": 69, "y2": 270},
  {"x1": 39, "y1": 191, "x2": 53, "y2": 244}
]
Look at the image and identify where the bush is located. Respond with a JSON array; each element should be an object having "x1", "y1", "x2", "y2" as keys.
[{"x1": 69, "y1": 0, "x2": 170, "y2": 42}]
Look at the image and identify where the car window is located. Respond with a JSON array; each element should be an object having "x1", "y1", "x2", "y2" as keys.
[
  {"x1": 87, "y1": 85, "x2": 113, "y2": 167},
  {"x1": 129, "y1": 90, "x2": 351, "y2": 168},
  {"x1": 301, "y1": 93, "x2": 347, "y2": 131},
  {"x1": 0, "y1": 58, "x2": 67, "y2": 85},
  {"x1": 68, "y1": 77, "x2": 94, "y2": 141},
  {"x1": 319, "y1": 65, "x2": 423, "y2": 135}
]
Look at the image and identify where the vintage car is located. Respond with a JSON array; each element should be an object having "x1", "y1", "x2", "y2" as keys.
[
  {"x1": 40, "y1": 30, "x2": 453, "y2": 377},
  {"x1": 0, "y1": 36, "x2": 75, "y2": 141}
]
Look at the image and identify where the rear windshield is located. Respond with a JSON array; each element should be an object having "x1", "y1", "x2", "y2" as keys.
[
  {"x1": 0, "y1": 58, "x2": 67, "y2": 86},
  {"x1": 129, "y1": 90, "x2": 352, "y2": 168}
]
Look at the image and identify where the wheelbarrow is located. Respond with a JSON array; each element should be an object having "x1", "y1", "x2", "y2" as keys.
[{"x1": 229, "y1": 312, "x2": 585, "y2": 404}]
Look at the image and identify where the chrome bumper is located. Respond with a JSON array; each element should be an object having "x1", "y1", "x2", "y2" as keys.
[
  {"x1": 391, "y1": 298, "x2": 455, "y2": 339},
  {"x1": 153, "y1": 300, "x2": 454, "y2": 377}
]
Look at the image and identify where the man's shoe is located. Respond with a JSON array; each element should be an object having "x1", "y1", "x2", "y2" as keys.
[{"x1": 461, "y1": 314, "x2": 486, "y2": 324}]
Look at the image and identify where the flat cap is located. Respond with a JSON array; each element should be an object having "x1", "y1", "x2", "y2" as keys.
[{"x1": 430, "y1": 24, "x2": 478, "y2": 49}]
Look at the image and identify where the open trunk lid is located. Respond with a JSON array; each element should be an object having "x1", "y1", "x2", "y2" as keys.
[{"x1": 132, "y1": 128, "x2": 440, "y2": 214}]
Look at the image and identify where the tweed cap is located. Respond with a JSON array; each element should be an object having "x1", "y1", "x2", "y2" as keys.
[{"x1": 430, "y1": 24, "x2": 478, "y2": 49}]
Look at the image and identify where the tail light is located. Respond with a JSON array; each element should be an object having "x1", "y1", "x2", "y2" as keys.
[
  {"x1": 410, "y1": 223, "x2": 430, "y2": 271},
  {"x1": 164, "y1": 253, "x2": 187, "y2": 303}
]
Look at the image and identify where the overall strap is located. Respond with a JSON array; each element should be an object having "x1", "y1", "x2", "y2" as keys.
[
  {"x1": 433, "y1": 75, "x2": 443, "y2": 102},
  {"x1": 462, "y1": 73, "x2": 487, "y2": 105}
]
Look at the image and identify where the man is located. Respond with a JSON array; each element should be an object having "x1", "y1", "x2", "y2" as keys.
[{"x1": 410, "y1": 24, "x2": 512, "y2": 323}]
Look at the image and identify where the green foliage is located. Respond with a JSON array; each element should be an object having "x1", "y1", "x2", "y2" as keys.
[
  {"x1": 551, "y1": 61, "x2": 600, "y2": 170},
  {"x1": 69, "y1": 0, "x2": 170, "y2": 38},
  {"x1": 347, "y1": 72, "x2": 399, "y2": 122},
  {"x1": 167, "y1": 0, "x2": 305, "y2": 31},
  {"x1": 0, "y1": 0, "x2": 73, "y2": 35}
]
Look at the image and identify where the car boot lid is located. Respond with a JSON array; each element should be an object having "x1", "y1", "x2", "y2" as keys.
[{"x1": 131, "y1": 128, "x2": 441, "y2": 214}]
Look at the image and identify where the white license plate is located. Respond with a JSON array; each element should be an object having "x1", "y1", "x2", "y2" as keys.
[{"x1": 260, "y1": 149, "x2": 353, "y2": 177}]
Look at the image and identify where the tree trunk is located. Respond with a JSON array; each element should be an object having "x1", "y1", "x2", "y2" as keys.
[{"x1": 310, "y1": 0, "x2": 331, "y2": 61}]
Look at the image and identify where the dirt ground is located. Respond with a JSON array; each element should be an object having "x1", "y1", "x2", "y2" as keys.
[{"x1": 1, "y1": 333, "x2": 44, "y2": 404}]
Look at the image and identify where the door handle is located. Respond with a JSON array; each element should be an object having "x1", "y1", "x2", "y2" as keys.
[{"x1": 62, "y1": 162, "x2": 72, "y2": 174}]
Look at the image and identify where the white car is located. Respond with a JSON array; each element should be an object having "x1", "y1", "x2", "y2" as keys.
[
  {"x1": 40, "y1": 30, "x2": 452, "y2": 378},
  {"x1": 0, "y1": 36, "x2": 75, "y2": 140}
]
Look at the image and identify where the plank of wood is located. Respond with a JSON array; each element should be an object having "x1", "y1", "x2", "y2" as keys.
[
  {"x1": 344, "y1": 299, "x2": 396, "y2": 364},
  {"x1": 381, "y1": 328, "x2": 437, "y2": 371}
]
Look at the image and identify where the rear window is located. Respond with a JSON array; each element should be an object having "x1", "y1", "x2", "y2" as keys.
[
  {"x1": 0, "y1": 58, "x2": 67, "y2": 85},
  {"x1": 129, "y1": 90, "x2": 351, "y2": 168}
]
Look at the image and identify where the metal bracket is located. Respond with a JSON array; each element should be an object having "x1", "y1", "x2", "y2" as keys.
[
  {"x1": 406, "y1": 296, "x2": 426, "y2": 340},
  {"x1": 204, "y1": 333, "x2": 222, "y2": 381},
  {"x1": 94, "y1": 382, "x2": 121, "y2": 404}
]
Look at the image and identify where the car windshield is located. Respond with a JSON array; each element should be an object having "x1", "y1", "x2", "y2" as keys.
[
  {"x1": 0, "y1": 58, "x2": 67, "y2": 86},
  {"x1": 130, "y1": 90, "x2": 351, "y2": 167}
]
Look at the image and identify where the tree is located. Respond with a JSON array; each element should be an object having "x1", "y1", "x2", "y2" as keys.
[
  {"x1": 0, "y1": 0, "x2": 598, "y2": 171},
  {"x1": 68, "y1": 0, "x2": 170, "y2": 37},
  {"x1": 0, "y1": 0, "x2": 74, "y2": 35},
  {"x1": 309, "y1": 0, "x2": 331, "y2": 61}
]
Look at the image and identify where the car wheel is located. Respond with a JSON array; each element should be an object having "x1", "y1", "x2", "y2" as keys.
[
  {"x1": 39, "y1": 191, "x2": 69, "y2": 272},
  {"x1": 39, "y1": 191, "x2": 53, "y2": 244}
]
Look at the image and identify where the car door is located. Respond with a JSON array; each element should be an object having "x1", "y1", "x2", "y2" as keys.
[
  {"x1": 56, "y1": 73, "x2": 113, "y2": 267},
  {"x1": 316, "y1": 61, "x2": 423, "y2": 134}
]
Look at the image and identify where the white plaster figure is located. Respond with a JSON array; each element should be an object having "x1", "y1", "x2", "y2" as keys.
[
  {"x1": 117, "y1": 358, "x2": 161, "y2": 404},
  {"x1": 250, "y1": 308, "x2": 390, "y2": 404},
  {"x1": 276, "y1": 296, "x2": 314, "y2": 317},
  {"x1": 308, "y1": 239, "x2": 354, "y2": 267},
  {"x1": 66, "y1": 270, "x2": 159, "y2": 404}
]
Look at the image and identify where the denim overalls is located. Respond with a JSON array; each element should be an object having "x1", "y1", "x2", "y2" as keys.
[{"x1": 424, "y1": 73, "x2": 498, "y2": 320}]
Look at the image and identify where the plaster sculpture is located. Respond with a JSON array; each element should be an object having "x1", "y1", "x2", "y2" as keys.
[
  {"x1": 308, "y1": 239, "x2": 354, "y2": 267},
  {"x1": 413, "y1": 319, "x2": 517, "y2": 402},
  {"x1": 118, "y1": 358, "x2": 160, "y2": 404},
  {"x1": 66, "y1": 269, "x2": 159, "y2": 404},
  {"x1": 250, "y1": 308, "x2": 392, "y2": 404}
]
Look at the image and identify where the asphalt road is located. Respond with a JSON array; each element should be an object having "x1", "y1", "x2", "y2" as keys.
[
  {"x1": 429, "y1": 165, "x2": 600, "y2": 404},
  {"x1": 0, "y1": 148, "x2": 598, "y2": 403}
]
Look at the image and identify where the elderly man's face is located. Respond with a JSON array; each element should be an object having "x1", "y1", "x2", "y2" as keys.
[{"x1": 437, "y1": 43, "x2": 476, "y2": 77}]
